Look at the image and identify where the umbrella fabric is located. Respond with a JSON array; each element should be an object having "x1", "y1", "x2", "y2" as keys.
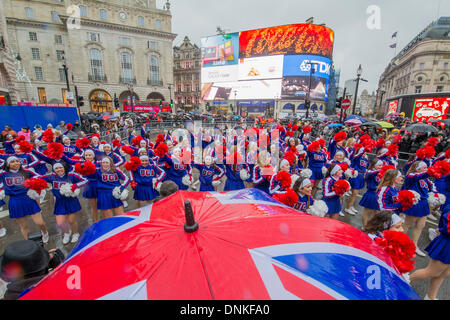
[
  {"x1": 21, "y1": 189, "x2": 419, "y2": 300},
  {"x1": 405, "y1": 123, "x2": 438, "y2": 133},
  {"x1": 361, "y1": 122, "x2": 381, "y2": 128},
  {"x1": 344, "y1": 119, "x2": 362, "y2": 125},
  {"x1": 326, "y1": 123, "x2": 344, "y2": 128},
  {"x1": 375, "y1": 121, "x2": 394, "y2": 129},
  {"x1": 102, "y1": 115, "x2": 112, "y2": 120},
  {"x1": 346, "y1": 115, "x2": 366, "y2": 123}
]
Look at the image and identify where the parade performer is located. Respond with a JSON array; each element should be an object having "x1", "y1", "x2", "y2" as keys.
[
  {"x1": 359, "y1": 159, "x2": 383, "y2": 227},
  {"x1": 322, "y1": 163, "x2": 350, "y2": 219},
  {"x1": 223, "y1": 148, "x2": 249, "y2": 191},
  {"x1": 192, "y1": 154, "x2": 224, "y2": 191}
]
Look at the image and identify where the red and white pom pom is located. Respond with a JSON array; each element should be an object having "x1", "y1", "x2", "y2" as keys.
[
  {"x1": 59, "y1": 183, "x2": 80, "y2": 198},
  {"x1": 76, "y1": 137, "x2": 91, "y2": 149},
  {"x1": 212, "y1": 179, "x2": 221, "y2": 187},
  {"x1": 306, "y1": 200, "x2": 328, "y2": 217},
  {"x1": 333, "y1": 179, "x2": 351, "y2": 196},
  {"x1": 182, "y1": 174, "x2": 193, "y2": 186},
  {"x1": 396, "y1": 190, "x2": 419, "y2": 211},
  {"x1": 18, "y1": 140, "x2": 33, "y2": 153},
  {"x1": 66, "y1": 123, "x2": 73, "y2": 131},
  {"x1": 303, "y1": 126, "x2": 312, "y2": 134},
  {"x1": 334, "y1": 131, "x2": 347, "y2": 142},
  {"x1": 427, "y1": 192, "x2": 446, "y2": 208},
  {"x1": 300, "y1": 168, "x2": 312, "y2": 179},
  {"x1": 124, "y1": 157, "x2": 141, "y2": 172},
  {"x1": 322, "y1": 166, "x2": 328, "y2": 176},
  {"x1": 276, "y1": 171, "x2": 292, "y2": 189},
  {"x1": 0, "y1": 189, "x2": 5, "y2": 201},
  {"x1": 273, "y1": 188, "x2": 298, "y2": 207},
  {"x1": 152, "y1": 178, "x2": 162, "y2": 192},
  {"x1": 27, "y1": 189, "x2": 46, "y2": 201},
  {"x1": 290, "y1": 174, "x2": 300, "y2": 188},
  {"x1": 112, "y1": 187, "x2": 129, "y2": 200},
  {"x1": 345, "y1": 168, "x2": 358, "y2": 179},
  {"x1": 43, "y1": 142, "x2": 64, "y2": 159},
  {"x1": 240, "y1": 169, "x2": 250, "y2": 181},
  {"x1": 120, "y1": 146, "x2": 135, "y2": 157},
  {"x1": 154, "y1": 143, "x2": 169, "y2": 158}
]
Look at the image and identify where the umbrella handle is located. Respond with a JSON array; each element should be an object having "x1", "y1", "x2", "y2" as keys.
[{"x1": 184, "y1": 200, "x2": 199, "y2": 233}]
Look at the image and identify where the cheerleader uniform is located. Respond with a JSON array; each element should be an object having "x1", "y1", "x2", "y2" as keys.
[
  {"x1": 62, "y1": 143, "x2": 82, "y2": 158},
  {"x1": 307, "y1": 150, "x2": 327, "y2": 181},
  {"x1": 322, "y1": 176, "x2": 341, "y2": 215},
  {"x1": 403, "y1": 159, "x2": 416, "y2": 175},
  {"x1": 298, "y1": 132, "x2": 311, "y2": 150},
  {"x1": 377, "y1": 185, "x2": 402, "y2": 212},
  {"x1": 246, "y1": 151, "x2": 258, "y2": 184},
  {"x1": 425, "y1": 203, "x2": 450, "y2": 264},
  {"x1": 377, "y1": 154, "x2": 397, "y2": 167},
  {"x1": 193, "y1": 163, "x2": 224, "y2": 191},
  {"x1": 40, "y1": 172, "x2": 88, "y2": 215},
  {"x1": 349, "y1": 150, "x2": 369, "y2": 190},
  {"x1": 0, "y1": 153, "x2": 39, "y2": 169},
  {"x1": 0, "y1": 168, "x2": 41, "y2": 218},
  {"x1": 359, "y1": 169, "x2": 381, "y2": 210},
  {"x1": 94, "y1": 150, "x2": 124, "y2": 167},
  {"x1": 3, "y1": 140, "x2": 15, "y2": 154},
  {"x1": 328, "y1": 139, "x2": 345, "y2": 160},
  {"x1": 252, "y1": 166, "x2": 272, "y2": 195},
  {"x1": 292, "y1": 194, "x2": 315, "y2": 212},
  {"x1": 94, "y1": 168, "x2": 130, "y2": 210},
  {"x1": 157, "y1": 154, "x2": 192, "y2": 191},
  {"x1": 224, "y1": 164, "x2": 248, "y2": 191},
  {"x1": 32, "y1": 149, "x2": 76, "y2": 171},
  {"x1": 401, "y1": 171, "x2": 436, "y2": 218},
  {"x1": 130, "y1": 164, "x2": 165, "y2": 201}
]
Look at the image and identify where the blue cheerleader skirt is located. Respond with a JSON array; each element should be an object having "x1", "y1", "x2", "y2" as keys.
[
  {"x1": 403, "y1": 198, "x2": 429, "y2": 218},
  {"x1": 359, "y1": 190, "x2": 380, "y2": 210},
  {"x1": 82, "y1": 181, "x2": 98, "y2": 199},
  {"x1": 133, "y1": 184, "x2": 159, "y2": 201},
  {"x1": 97, "y1": 189, "x2": 123, "y2": 210},
  {"x1": 54, "y1": 197, "x2": 81, "y2": 215},
  {"x1": 309, "y1": 167, "x2": 324, "y2": 181},
  {"x1": 8, "y1": 193, "x2": 41, "y2": 219},
  {"x1": 324, "y1": 197, "x2": 341, "y2": 215},
  {"x1": 425, "y1": 234, "x2": 450, "y2": 264},
  {"x1": 349, "y1": 173, "x2": 365, "y2": 190},
  {"x1": 168, "y1": 176, "x2": 189, "y2": 191},
  {"x1": 434, "y1": 178, "x2": 446, "y2": 195},
  {"x1": 200, "y1": 183, "x2": 215, "y2": 192},
  {"x1": 224, "y1": 179, "x2": 245, "y2": 191}
]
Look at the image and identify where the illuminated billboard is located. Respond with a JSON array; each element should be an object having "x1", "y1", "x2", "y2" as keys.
[
  {"x1": 387, "y1": 100, "x2": 399, "y2": 115},
  {"x1": 201, "y1": 24, "x2": 334, "y2": 103},
  {"x1": 412, "y1": 97, "x2": 449, "y2": 121}
]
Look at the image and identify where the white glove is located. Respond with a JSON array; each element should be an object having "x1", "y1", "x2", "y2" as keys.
[
  {"x1": 212, "y1": 180, "x2": 221, "y2": 187},
  {"x1": 240, "y1": 169, "x2": 250, "y2": 181},
  {"x1": 113, "y1": 187, "x2": 129, "y2": 200}
]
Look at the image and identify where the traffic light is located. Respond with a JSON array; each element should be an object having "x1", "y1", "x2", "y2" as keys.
[
  {"x1": 159, "y1": 100, "x2": 163, "y2": 108},
  {"x1": 304, "y1": 100, "x2": 310, "y2": 109},
  {"x1": 230, "y1": 104, "x2": 233, "y2": 112},
  {"x1": 77, "y1": 96, "x2": 84, "y2": 107},
  {"x1": 206, "y1": 102, "x2": 210, "y2": 111},
  {"x1": 114, "y1": 97, "x2": 119, "y2": 109},
  {"x1": 170, "y1": 99, "x2": 174, "y2": 107},
  {"x1": 336, "y1": 97, "x2": 342, "y2": 109}
]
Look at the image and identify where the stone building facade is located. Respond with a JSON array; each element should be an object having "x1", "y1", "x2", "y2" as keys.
[
  {"x1": 4, "y1": 0, "x2": 176, "y2": 112},
  {"x1": 173, "y1": 36, "x2": 201, "y2": 112},
  {"x1": 375, "y1": 17, "x2": 450, "y2": 118}
]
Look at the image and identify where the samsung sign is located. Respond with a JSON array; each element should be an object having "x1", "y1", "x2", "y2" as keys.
[{"x1": 283, "y1": 55, "x2": 332, "y2": 78}]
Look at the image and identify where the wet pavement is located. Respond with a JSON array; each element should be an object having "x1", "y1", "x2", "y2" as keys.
[{"x1": 0, "y1": 170, "x2": 448, "y2": 300}]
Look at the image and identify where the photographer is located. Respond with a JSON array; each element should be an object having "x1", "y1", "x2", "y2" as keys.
[{"x1": 0, "y1": 237, "x2": 64, "y2": 300}]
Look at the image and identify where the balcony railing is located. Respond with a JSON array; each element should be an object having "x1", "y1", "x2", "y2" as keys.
[
  {"x1": 88, "y1": 73, "x2": 107, "y2": 82},
  {"x1": 119, "y1": 76, "x2": 136, "y2": 84},
  {"x1": 0, "y1": 36, "x2": 5, "y2": 50},
  {"x1": 147, "y1": 79, "x2": 163, "y2": 86}
]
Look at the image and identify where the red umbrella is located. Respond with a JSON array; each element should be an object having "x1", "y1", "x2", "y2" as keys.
[
  {"x1": 102, "y1": 115, "x2": 112, "y2": 120},
  {"x1": 21, "y1": 189, "x2": 419, "y2": 300}
]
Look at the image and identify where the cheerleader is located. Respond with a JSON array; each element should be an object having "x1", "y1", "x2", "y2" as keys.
[
  {"x1": 223, "y1": 147, "x2": 249, "y2": 191},
  {"x1": 96, "y1": 143, "x2": 125, "y2": 166},
  {"x1": 0, "y1": 156, "x2": 48, "y2": 242},
  {"x1": 322, "y1": 163, "x2": 345, "y2": 220},
  {"x1": 292, "y1": 176, "x2": 315, "y2": 212},
  {"x1": 157, "y1": 147, "x2": 193, "y2": 191},
  {"x1": 401, "y1": 161, "x2": 436, "y2": 256},
  {"x1": 344, "y1": 137, "x2": 355, "y2": 158},
  {"x1": 61, "y1": 136, "x2": 82, "y2": 158},
  {"x1": 410, "y1": 202, "x2": 450, "y2": 300},
  {"x1": 76, "y1": 149, "x2": 100, "y2": 223},
  {"x1": 0, "y1": 143, "x2": 39, "y2": 169},
  {"x1": 376, "y1": 169, "x2": 404, "y2": 212},
  {"x1": 306, "y1": 140, "x2": 327, "y2": 197},
  {"x1": 269, "y1": 157, "x2": 294, "y2": 194},
  {"x1": 129, "y1": 155, "x2": 165, "y2": 208},
  {"x1": 328, "y1": 131, "x2": 347, "y2": 160},
  {"x1": 363, "y1": 211, "x2": 405, "y2": 240},
  {"x1": 360, "y1": 159, "x2": 383, "y2": 227},
  {"x1": 3, "y1": 134, "x2": 16, "y2": 154},
  {"x1": 93, "y1": 157, "x2": 130, "y2": 219},
  {"x1": 252, "y1": 151, "x2": 274, "y2": 195},
  {"x1": 245, "y1": 142, "x2": 258, "y2": 188},
  {"x1": 345, "y1": 144, "x2": 370, "y2": 215},
  {"x1": 90, "y1": 134, "x2": 101, "y2": 150},
  {"x1": 40, "y1": 163, "x2": 88, "y2": 244},
  {"x1": 192, "y1": 155, "x2": 224, "y2": 191}
]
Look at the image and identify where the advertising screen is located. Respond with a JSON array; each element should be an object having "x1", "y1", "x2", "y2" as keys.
[
  {"x1": 387, "y1": 100, "x2": 399, "y2": 115},
  {"x1": 412, "y1": 97, "x2": 449, "y2": 121},
  {"x1": 201, "y1": 24, "x2": 334, "y2": 103}
]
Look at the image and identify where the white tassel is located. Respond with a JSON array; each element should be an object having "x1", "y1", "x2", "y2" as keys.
[
  {"x1": 212, "y1": 180, "x2": 221, "y2": 187},
  {"x1": 120, "y1": 147, "x2": 127, "y2": 157},
  {"x1": 112, "y1": 187, "x2": 128, "y2": 200},
  {"x1": 345, "y1": 169, "x2": 358, "y2": 179},
  {"x1": 300, "y1": 168, "x2": 312, "y2": 179},
  {"x1": 182, "y1": 175, "x2": 193, "y2": 186},
  {"x1": 428, "y1": 192, "x2": 446, "y2": 207},
  {"x1": 322, "y1": 166, "x2": 328, "y2": 176},
  {"x1": 410, "y1": 190, "x2": 421, "y2": 205},
  {"x1": 239, "y1": 169, "x2": 249, "y2": 181},
  {"x1": 290, "y1": 174, "x2": 300, "y2": 188},
  {"x1": 306, "y1": 200, "x2": 328, "y2": 217},
  {"x1": 27, "y1": 189, "x2": 46, "y2": 201},
  {"x1": 0, "y1": 189, "x2": 5, "y2": 201},
  {"x1": 59, "y1": 183, "x2": 80, "y2": 198},
  {"x1": 296, "y1": 144, "x2": 304, "y2": 152}
]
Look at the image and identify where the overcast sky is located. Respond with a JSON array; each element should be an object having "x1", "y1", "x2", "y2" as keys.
[{"x1": 157, "y1": 0, "x2": 449, "y2": 95}]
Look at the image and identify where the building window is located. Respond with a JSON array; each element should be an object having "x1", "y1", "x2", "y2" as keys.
[
  {"x1": 31, "y1": 48, "x2": 40, "y2": 60},
  {"x1": 176, "y1": 62, "x2": 181, "y2": 69},
  {"x1": 79, "y1": 5, "x2": 87, "y2": 17},
  {"x1": 89, "y1": 48, "x2": 103, "y2": 79},
  {"x1": 120, "y1": 52, "x2": 133, "y2": 81},
  {"x1": 55, "y1": 35, "x2": 62, "y2": 44},
  {"x1": 194, "y1": 74, "x2": 199, "y2": 80},
  {"x1": 195, "y1": 61, "x2": 200, "y2": 68},
  {"x1": 417, "y1": 76, "x2": 423, "y2": 82},
  {"x1": 444, "y1": 62, "x2": 448, "y2": 69},
  {"x1": 37, "y1": 88, "x2": 46, "y2": 103},
  {"x1": 59, "y1": 68, "x2": 66, "y2": 82},
  {"x1": 100, "y1": 9, "x2": 108, "y2": 20},
  {"x1": 415, "y1": 86, "x2": 422, "y2": 93},
  {"x1": 185, "y1": 53, "x2": 190, "y2": 59},
  {"x1": 440, "y1": 76, "x2": 446, "y2": 82},
  {"x1": 35, "y1": 67, "x2": 43, "y2": 80},
  {"x1": 149, "y1": 41, "x2": 158, "y2": 50},
  {"x1": 195, "y1": 84, "x2": 200, "y2": 92},
  {"x1": 119, "y1": 37, "x2": 131, "y2": 46},
  {"x1": 29, "y1": 32, "x2": 37, "y2": 41},
  {"x1": 436, "y1": 86, "x2": 443, "y2": 92},
  {"x1": 155, "y1": 19, "x2": 162, "y2": 29},
  {"x1": 419, "y1": 63, "x2": 425, "y2": 70},
  {"x1": 25, "y1": 7, "x2": 34, "y2": 18},
  {"x1": 56, "y1": 50, "x2": 65, "y2": 61},
  {"x1": 149, "y1": 55, "x2": 160, "y2": 83},
  {"x1": 51, "y1": 11, "x2": 60, "y2": 22},
  {"x1": 138, "y1": 16, "x2": 144, "y2": 27},
  {"x1": 87, "y1": 32, "x2": 100, "y2": 42},
  {"x1": 177, "y1": 85, "x2": 181, "y2": 92}
]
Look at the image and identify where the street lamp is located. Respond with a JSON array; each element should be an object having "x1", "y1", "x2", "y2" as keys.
[
  {"x1": 61, "y1": 51, "x2": 71, "y2": 99},
  {"x1": 305, "y1": 62, "x2": 318, "y2": 119},
  {"x1": 352, "y1": 64, "x2": 368, "y2": 115}
]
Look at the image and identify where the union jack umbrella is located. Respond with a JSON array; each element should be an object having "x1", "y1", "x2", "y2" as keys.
[{"x1": 21, "y1": 189, "x2": 420, "y2": 300}]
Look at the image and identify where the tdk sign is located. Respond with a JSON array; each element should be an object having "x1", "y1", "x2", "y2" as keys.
[{"x1": 283, "y1": 55, "x2": 332, "y2": 79}]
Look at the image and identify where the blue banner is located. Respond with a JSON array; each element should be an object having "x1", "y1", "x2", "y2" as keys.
[
  {"x1": 283, "y1": 55, "x2": 332, "y2": 79},
  {"x1": 237, "y1": 100, "x2": 274, "y2": 107}
]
